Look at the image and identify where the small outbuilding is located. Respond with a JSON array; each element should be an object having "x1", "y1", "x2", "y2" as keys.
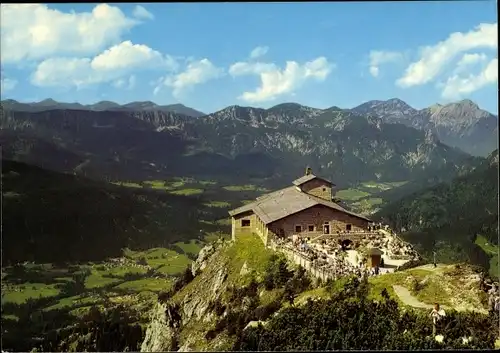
[{"x1": 365, "y1": 247, "x2": 384, "y2": 268}]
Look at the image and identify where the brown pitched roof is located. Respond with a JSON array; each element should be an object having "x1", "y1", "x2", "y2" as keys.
[
  {"x1": 228, "y1": 186, "x2": 371, "y2": 224},
  {"x1": 292, "y1": 174, "x2": 335, "y2": 187}
]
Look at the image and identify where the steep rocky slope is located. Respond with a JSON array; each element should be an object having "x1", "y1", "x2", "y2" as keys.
[
  {"x1": 351, "y1": 99, "x2": 498, "y2": 157},
  {"x1": 141, "y1": 234, "x2": 272, "y2": 351}
]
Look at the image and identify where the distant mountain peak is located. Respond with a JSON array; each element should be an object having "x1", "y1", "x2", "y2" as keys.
[
  {"x1": 224, "y1": 104, "x2": 250, "y2": 110},
  {"x1": 124, "y1": 101, "x2": 158, "y2": 108},
  {"x1": 384, "y1": 98, "x2": 415, "y2": 109},
  {"x1": 95, "y1": 100, "x2": 117, "y2": 105},
  {"x1": 428, "y1": 103, "x2": 443, "y2": 113},
  {"x1": 269, "y1": 102, "x2": 303, "y2": 110},
  {"x1": 434, "y1": 99, "x2": 487, "y2": 115},
  {"x1": 457, "y1": 99, "x2": 479, "y2": 108},
  {"x1": 353, "y1": 98, "x2": 416, "y2": 112},
  {"x1": 37, "y1": 98, "x2": 59, "y2": 105},
  {"x1": 435, "y1": 99, "x2": 481, "y2": 112},
  {"x1": 167, "y1": 103, "x2": 188, "y2": 108},
  {"x1": 386, "y1": 98, "x2": 406, "y2": 104},
  {"x1": 2, "y1": 99, "x2": 18, "y2": 104}
]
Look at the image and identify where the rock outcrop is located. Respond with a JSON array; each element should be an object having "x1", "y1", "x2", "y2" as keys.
[
  {"x1": 141, "y1": 303, "x2": 179, "y2": 352},
  {"x1": 141, "y1": 240, "x2": 231, "y2": 352}
]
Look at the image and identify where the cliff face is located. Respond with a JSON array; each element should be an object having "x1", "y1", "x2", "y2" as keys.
[
  {"x1": 141, "y1": 302, "x2": 178, "y2": 352},
  {"x1": 140, "y1": 235, "x2": 274, "y2": 352}
]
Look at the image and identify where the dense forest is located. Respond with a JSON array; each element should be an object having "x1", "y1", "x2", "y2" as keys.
[{"x1": 375, "y1": 150, "x2": 498, "y2": 271}]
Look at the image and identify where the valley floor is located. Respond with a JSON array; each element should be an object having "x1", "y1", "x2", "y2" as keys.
[{"x1": 2, "y1": 174, "x2": 496, "y2": 351}]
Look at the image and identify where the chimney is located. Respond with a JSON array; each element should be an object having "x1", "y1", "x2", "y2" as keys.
[{"x1": 305, "y1": 167, "x2": 312, "y2": 176}]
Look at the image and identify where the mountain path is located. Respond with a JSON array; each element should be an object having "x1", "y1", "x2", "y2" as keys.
[
  {"x1": 393, "y1": 284, "x2": 487, "y2": 314},
  {"x1": 393, "y1": 285, "x2": 436, "y2": 310}
]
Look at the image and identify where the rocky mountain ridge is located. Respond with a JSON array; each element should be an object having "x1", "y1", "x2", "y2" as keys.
[
  {"x1": 350, "y1": 98, "x2": 498, "y2": 157},
  {"x1": 3, "y1": 97, "x2": 496, "y2": 156},
  {"x1": 0, "y1": 101, "x2": 481, "y2": 187},
  {"x1": 0, "y1": 99, "x2": 206, "y2": 118}
]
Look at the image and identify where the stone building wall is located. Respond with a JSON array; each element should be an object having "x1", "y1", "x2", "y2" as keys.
[
  {"x1": 268, "y1": 205, "x2": 369, "y2": 238},
  {"x1": 231, "y1": 211, "x2": 268, "y2": 245},
  {"x1": 300, "y1": 179, "x2": 335, "y2": 200}
]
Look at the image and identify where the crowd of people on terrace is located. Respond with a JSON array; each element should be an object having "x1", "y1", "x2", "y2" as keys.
[
  {"x1": 274, "y1": 234, "x2": 389, "y2": 280},
  {"x1": 485, "y1": 282, "x2": 500, "y2": 313}
]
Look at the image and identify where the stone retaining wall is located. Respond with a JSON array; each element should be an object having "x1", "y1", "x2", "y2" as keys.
[{"x1": 269, "y1": 240, "x2": 337, "y2": 282}]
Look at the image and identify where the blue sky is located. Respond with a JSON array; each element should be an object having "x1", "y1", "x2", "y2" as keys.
[{"x1": 0, "y1": 1, "x2": 497, "y2": 114}]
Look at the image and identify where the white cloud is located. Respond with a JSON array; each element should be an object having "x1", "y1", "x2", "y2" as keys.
[
  {"x1": 132, "y1": 5, "x2": 154, "y2": 20},
  {"x1": 92, "y1": 41, "x2": 177, "y2": 71},
  {"x1": 31, "y1": 41, "x2": 178, "y2": 88},
  {"x1": 113, "y1": 75, "x2": 136, "y2": 90},
  {"x1": 156, "y1": 59, "x2": 224, "y2": 98},
  {"x1": 0, "y1": 3, "x2": 138, "y2": 63},
  {"x1": 229, "y1": 57, "x2": 334, "y2": 103},
  {"x1": 441, "y1": 58, "x2": 498, "y2": 99},
  {"x1": 368, "y1": 50, "x2": 403, "y2": 78},
  {"x1": 397, "y1": 22, "x2": 497, "y2": 87},
  {"x1": 128, "y1": 75, "x2": 137, "y2": 90},
  {"x1": 249, "y1": 46, "x2": 269, "y2": 59},
  {"x1": 453, "y1": 53, "x2": 488, "y2": 74},
  {"x1": 1, "y1": 77, "x2": 18, "y2": 92},
  {"x1": 229, "y1": 62, "x2": 277, "y2": 76}
]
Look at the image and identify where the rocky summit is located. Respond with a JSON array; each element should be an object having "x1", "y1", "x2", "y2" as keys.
[{"x1": 351, "y1": 98, "x2": 498, "y2": 157}]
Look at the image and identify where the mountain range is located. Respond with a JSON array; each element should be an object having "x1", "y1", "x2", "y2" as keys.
[
  {"x1": 0, "y1": 99, "x2": 206, "y2": 118},
  {"x1": 2, "y1": 98, "x2": 497, "y2": 157},
  {"x1": 1, "y1": 99, "x2": 484, "y2": 190}
]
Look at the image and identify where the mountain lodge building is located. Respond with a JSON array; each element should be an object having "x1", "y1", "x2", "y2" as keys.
[{"x1": 228, "y1": 168, "x2": 372, "y2": 246}]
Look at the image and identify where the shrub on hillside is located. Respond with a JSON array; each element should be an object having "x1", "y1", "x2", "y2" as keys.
[
  {"x1": 158, "y1": 290, "x2": 173, "y2": 304},
  {"x1": 123, "y1": 272, "x2": 146, "y2": 281},
  {"x1": 263, "y1": 255, "x2": 294, "y2": 290},
  {"x1": 172, "y1": 266, "x2": 194, "y2": 293},
  {"x1": 228, "y1": 278, "x2": 260, "y2": 307},
  {"x1": 411, "y1": 278, "x2": 425, "y2": 292},
  {"x1": 211, "y1": 299, "x2": 226, "y2": 316},
  {"x1": 253, "y1": 300, "x2": 282, "y2": 321},
  {"x1": 233, "y1": 276, "x2": 497, "y2": 351}
]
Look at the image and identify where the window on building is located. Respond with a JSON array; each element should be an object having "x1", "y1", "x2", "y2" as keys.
[
  {"x1": 241, "y1": 219, "x2": 250, "y2": 227},
  {"x1": 308, "y1": 225, "x2": 315, "y2": 232},
  {"x1": 322, "y1": 187, "x2": 326, "y2": 191},
  {"x1": 346, "y1": 224, "x2": 352, "y2": 231},
  {"x1": 295, "y1": 225, "x2": 302, "y2": 233}
]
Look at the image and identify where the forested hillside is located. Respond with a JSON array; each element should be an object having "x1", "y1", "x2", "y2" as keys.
[
  {"x1": 1, "y1": 160, "x2": 225, "y2": 264},
  {"x1": 375, "y1": 150, "x2": 498, "y2": 276}
]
